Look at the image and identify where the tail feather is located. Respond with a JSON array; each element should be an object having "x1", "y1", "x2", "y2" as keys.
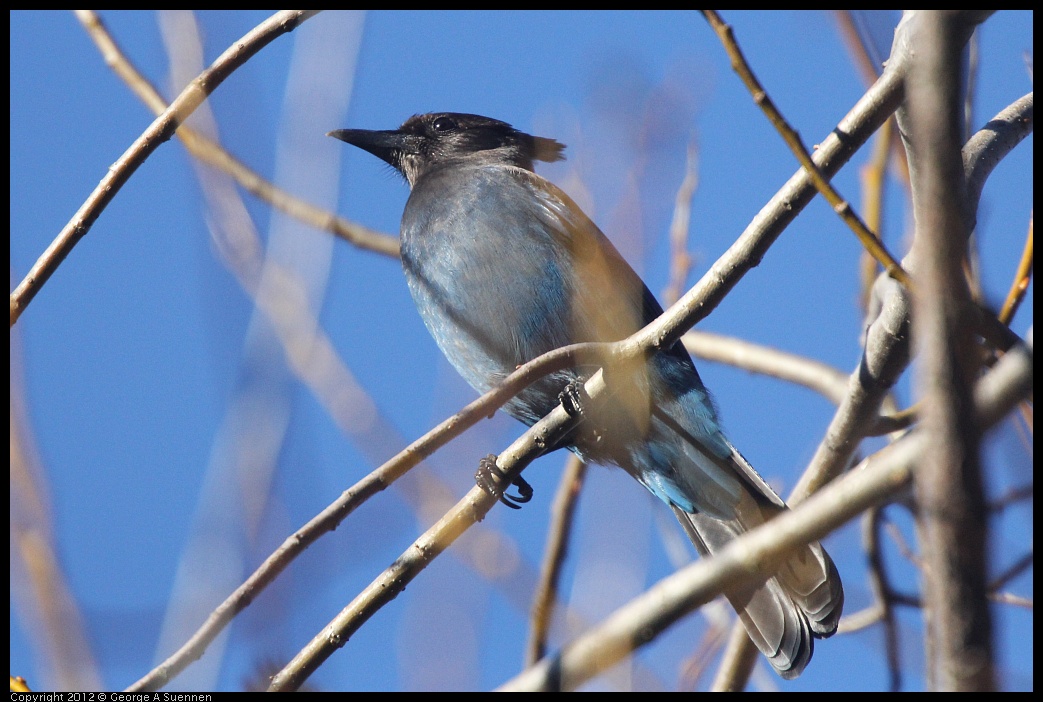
[
  {"x1": 672, "y1": 502, "x2": 843, "y2": 679},
  {"x1": 774, "y1": 538, "x2": 844, "y2": 638}
]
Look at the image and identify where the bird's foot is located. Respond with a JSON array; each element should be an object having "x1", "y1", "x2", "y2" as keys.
[
  {"x1": 558, "y1": 379, "x2": 589, "y2": 419},
  {"x1": 476, "y1": 454, "x2": 533, "y2": 510}
]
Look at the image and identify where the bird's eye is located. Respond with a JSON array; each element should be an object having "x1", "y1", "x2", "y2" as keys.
[{"x1": 431, "y1": 116, "x2": 457, "y2": 132}]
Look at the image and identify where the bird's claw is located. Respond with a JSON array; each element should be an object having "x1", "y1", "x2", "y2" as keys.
[
  {"x1": 476, "y1": 454, "x2": 533, "y2": 509},
  {"x1": 558, "y1": 379, "x2": 589, "y2": 419}
]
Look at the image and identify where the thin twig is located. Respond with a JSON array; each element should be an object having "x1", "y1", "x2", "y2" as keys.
[
  {"x1": 74, "y1": 10, "x2": 399, "y2": 259},
  {"x1": 704, "y1": 11, "x2": 1019, "y2": 357},
  {"x1": 858, "y1": 116, "x2": 894, "y2": 311},
  {"x1": 885, "y1": 520, "x2": 923, "y2": 570},
  {"x1": 863, "y1": 507, "x2": 903, "y2": 691},
  {"x1": 833, "y1": 10, "x2": 886, "y2": 85},
  {"x1": 683, "y1": 330, "x2": 850, "y2": 406},
  {"x1": 998, "y1": 217, "x2": 1034, "y2": 325},
  {"x1": 9, "y1": 10, "x2": 320, "y2": 327},
  {"x1": 679, "y1": 612, "x2": 733, "y2": 690},
  {"x1": 837, "y1": 605, "x2": 883, "y2": 633},
  {"x1": 708, "y1": 621, "x2": 758, "y2": 691},
  {"x1": 662, "y1": 143, "x2": 700, "y2": 306},
  {"x1": 527, "y1": 454, "x2": 588, "y2": 665},
  {"x1": 833, "y1": 11, "x2": 911, "y2": 188},
  {"x1": 987, "y1": 592, "x2": 1032, "y2": 609},
  {"x1": 987, "y1": 483, "x2": 1034, "y2": 512},
  {"x1": 701, "y1": 10, "x2": 912, "y2": 289},
  {"x1": 987, "y1": 550, "x2": 1033, "y2": 592},
  {"x1": 619, "y1": 52, "x2": 907, "y2": 371}
]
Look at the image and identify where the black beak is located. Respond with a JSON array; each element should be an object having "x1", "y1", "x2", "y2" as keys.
[{"x1": 327, "y1": 128, "x2": 409, "y2": 169}]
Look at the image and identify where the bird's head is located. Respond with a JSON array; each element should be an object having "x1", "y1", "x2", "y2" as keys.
[{"x1": 328, "y1": 112, "x2": 565, "y2": 187}]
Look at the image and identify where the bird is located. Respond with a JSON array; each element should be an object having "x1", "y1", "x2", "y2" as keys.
[{"x1": 329, "y1": 112, "x2": 843, "y2": 679}]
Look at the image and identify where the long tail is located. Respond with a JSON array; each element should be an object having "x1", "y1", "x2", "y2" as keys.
[{"x1": 671, "y1": 491, "x2": 843, "y2": 679}]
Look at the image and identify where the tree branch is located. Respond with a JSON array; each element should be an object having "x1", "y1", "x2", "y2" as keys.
[
  {"x1": 497, "y1": 332, "x2": 1030, "y2": 691},
  {"x1": 9, "y1": 10, "x2": 320, "y2": 327}
]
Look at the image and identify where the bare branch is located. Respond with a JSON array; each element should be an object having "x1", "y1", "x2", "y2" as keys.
[
  {"x1": 792, "y1": 89, "x2": 1032, "y2": 503},
  {"x1": 908, "y1": 13, "x2": 995, "y2": 688},
  {"x1": 497, "y1": 332, "x2": 1030, "y2": 691},
  {"x1": 9, "y1": 10, "x2": 320, "y2": 326},
  {"x1": 527, "y1": 454, "x2": 588, "y2": 665},
  {"x1": 702, "y1": 10, "x2": 912, "y2": 288},
  {"x1": 683, "y1": 330, "x2": 850, "y2": 406},
  {"x1": 862, "y1": 507, "x2": 903, "y2": 691},
  {"x1": 74, "y1": 10, "x2": 399, "y2": 259}
]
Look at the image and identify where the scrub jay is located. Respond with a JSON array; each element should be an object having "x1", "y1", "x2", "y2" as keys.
[{"x1": 330, "y1": 113, "x2": 842, "y2": 678}]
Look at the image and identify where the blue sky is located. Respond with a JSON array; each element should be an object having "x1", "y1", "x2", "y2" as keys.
[{"x1": 10, "y1": 11, "x2": 1033, "y2": 692}]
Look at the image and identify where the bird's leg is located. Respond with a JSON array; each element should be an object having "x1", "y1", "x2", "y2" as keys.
[
  {"x1": 475, "y1": 380, "x2": 592, "y2": 509},
  {"x1": 476, "y1": 454, "x2": 533, "y2": 509}
]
